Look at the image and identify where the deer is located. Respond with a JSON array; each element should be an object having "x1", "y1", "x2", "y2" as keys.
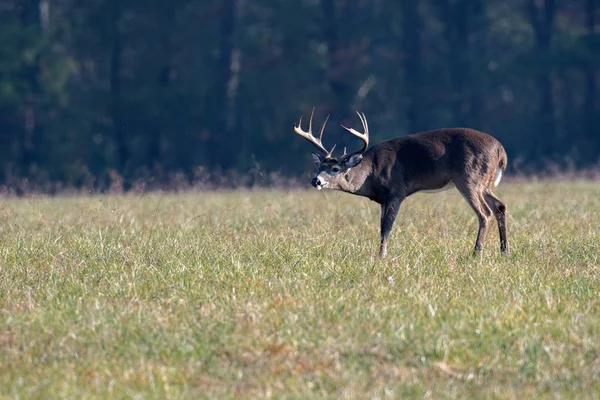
[{"x1": 293, "y1": 108, "x2": 509, "y2": 258}]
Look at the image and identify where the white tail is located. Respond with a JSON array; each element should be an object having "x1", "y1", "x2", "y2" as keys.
[{"x1": 494, "y1": 169, "x2": 503, "y2": 187}]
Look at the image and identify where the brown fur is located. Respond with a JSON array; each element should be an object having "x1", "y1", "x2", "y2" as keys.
[{"x1": 310, "y1": 127, "x2": 509, "y2": 257}]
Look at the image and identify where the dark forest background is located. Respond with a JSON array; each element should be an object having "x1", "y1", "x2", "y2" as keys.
[{"x1": 1, "y1": 0, "x2": 599, "y2": 190}]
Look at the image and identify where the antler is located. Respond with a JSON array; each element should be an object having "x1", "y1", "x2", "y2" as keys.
[
  {"x1": 293, "y1": 108, "x2": 336, "y2": 158},
  {"x1": 341, "y1": 111, "x2": 369, "y2": 155}
]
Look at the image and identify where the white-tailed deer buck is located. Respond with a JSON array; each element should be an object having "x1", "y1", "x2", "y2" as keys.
[{"x1": 293, "y1": 108, "x2": 508, "y2": 258}]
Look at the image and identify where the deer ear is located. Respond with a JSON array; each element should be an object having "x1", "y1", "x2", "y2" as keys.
[
  {"x1": 343, "y1": 153, "x2": 363, "y2": 168},
  {"x1": 311, "y1": 152, "x2": 322, "y2": 165}
]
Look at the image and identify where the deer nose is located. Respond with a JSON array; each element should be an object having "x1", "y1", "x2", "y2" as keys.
[{"x1": 311, "y1": 177, "x2": 320, "y2": 187}]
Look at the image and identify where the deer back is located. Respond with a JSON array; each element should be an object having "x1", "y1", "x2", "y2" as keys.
[{"x1": 362, "y1": 128, "x2": 507, "y2": 200}]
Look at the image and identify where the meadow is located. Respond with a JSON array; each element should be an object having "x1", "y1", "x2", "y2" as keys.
[{"x1": 1, "y1": 181, "x2": 599, "y2": 399}]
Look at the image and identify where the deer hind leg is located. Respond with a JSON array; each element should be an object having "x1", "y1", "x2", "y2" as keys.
[
  {"x1": 456, "y1": 183, "x2": 492, "y2": 253},
  {"x1": 483, "y1": 190, "x2": 509, "y2": 253}
]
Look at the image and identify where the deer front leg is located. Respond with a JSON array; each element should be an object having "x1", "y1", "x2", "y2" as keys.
[{"x1": 379, "y1": 198, "x2": 403, "y2": 258}]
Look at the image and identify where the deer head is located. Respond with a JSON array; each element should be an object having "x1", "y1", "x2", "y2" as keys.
[{"x1": 293, "y1": 109, "x2": 369, "y2": 191}]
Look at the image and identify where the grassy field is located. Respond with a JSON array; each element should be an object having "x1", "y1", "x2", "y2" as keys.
[{"x1": 1, "y1": 181, "x2": 599, "y2": 399}]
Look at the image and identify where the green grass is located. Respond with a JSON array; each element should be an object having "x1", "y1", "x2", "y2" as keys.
[{"x1": 1, "y1": 181, "x2": 599, "y2": 399}]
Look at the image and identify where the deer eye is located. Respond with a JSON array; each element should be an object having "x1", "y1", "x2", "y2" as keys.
[{"x1": 330, "y1": 166, "x2": 341, "y2": 174}]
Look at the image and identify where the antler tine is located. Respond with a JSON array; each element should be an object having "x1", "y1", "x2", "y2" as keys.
[
  {"x1": 293, "y1": 108, "x2": 335, "y2": 156},
  {"x1": 319, "y1": 114, "x2": 330, "y2": 142},
  {"x1": 355, "y1": 111, "x2": 369, "y2": 139},
  {"x1": 360, "y1": 112, "x2": 369, "y2": 136},
  {"x1": 326, "y1": 144, "x2": 337, "y2": 159},
  {"x1": 341, "y1": 111, "x2": 369, "y2": 155},
  {"x1": 308, "y1": 107, "x2": 315, "y2": 135}
]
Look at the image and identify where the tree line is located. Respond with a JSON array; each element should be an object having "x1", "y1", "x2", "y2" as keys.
[{"x1": 0, "y1": 0, "x2": 598, "y2": 190}]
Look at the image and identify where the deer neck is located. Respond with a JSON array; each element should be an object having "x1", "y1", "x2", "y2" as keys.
[{"x1": 338, "y1": 159, "x2": 372, "y2": 196}]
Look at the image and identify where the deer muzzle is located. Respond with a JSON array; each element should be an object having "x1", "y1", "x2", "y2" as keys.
[{"x1": 311, "y1": 176, "x2": 328, "y2": 190}]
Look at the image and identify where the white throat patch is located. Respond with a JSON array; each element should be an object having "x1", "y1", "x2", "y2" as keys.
[{"x1": 344, "y1": 168, "x2": 352, "y2": 182}]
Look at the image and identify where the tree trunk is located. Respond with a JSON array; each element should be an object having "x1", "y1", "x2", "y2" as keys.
[
  {"x1": 208, "y1": 0, "x2": 237, "y2": 169},
  {"x1": 451, "y1": 0, "x2": 470, "y2": 127},
  {"x1": 40, "y1": 0, "x2": 49, "y2": 36},
  {"x1": 321, "y1": 0, "x2": 352, "y2": 119},
  {"x1": 584, "y1": 0, "x2": 597, "y2": 162},
  {"x1": 528, "y1": 0, "x2": 557, "y2": 160},
  {"x1": 401, "y1": 0, "x2": 423, "y2": 133},
  {"x1": 435, "y1": 0, "x2": 483, "y2": 128},
  {"x1": 467, "y1": 0, "x2": 486, "y2": 129},
  {"x1": 17, "y1": 0, "x2": 42, "y2": 175},
  {"x1": 151, "y1": 4, "x2": 177, "y2": 177},
  {"x1": 110, "y1": 0, "x2": 127, "y2": 175}
]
